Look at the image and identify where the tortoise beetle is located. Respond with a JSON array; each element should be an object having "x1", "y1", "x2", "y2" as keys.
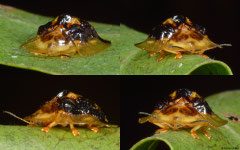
[
  {"x1": 4, "y1": 90, "x2": 116, "y2": 136},
  {"x1": 135, "y1": 15, "x2": 231, "y2": 61},
  {"x1": 139, "y1": 88, "x2": 227, "y2": 139},
  {"x1": 21, "y1": 14, "x2": 111, "y2": 57}
]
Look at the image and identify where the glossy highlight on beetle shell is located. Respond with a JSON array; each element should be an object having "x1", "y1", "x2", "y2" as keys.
[
  {"x1": 21, "y1": 14, "x2": 111, "y2": 57},
  {"x1": 8, "y1": 90, "x2": 115, "y2": 136},
  {"x1": 56, "y1": 90, "x2": 108, "y2": 123},
  {"x1": 139, "y1": 88, "x2": 228, "y2": 139},
  {"x1": 135, "y1": 15, "x2": 231, "y2": 61}
]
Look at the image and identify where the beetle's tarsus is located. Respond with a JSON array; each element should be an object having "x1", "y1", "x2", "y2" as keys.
[
  {"x1": 149, "y1": 52, "x2": 157, "y2": 56},
  {"x1": 157, "y1": 51, "x2": 166, "y2": 61},
  {"x1": 70, "y1": 124, "x2": 79, "y2": 136},
  {"x1": 175, "y1": 53, "x2": 182, "y2": 59},
  {"x1": 42, "y1": 121, "x2": 58, "y2": 133},
  {"x1": 202, "y1": 126, "x2": 211, "y2": 139},
  {"x1": 155, "y1": 127, "x2": 169, "y2": 133},
  {"x1": 191, "y1": 131, "x2": 199, "y2": 139},
  {"x1": 190, "y1": 125, "x2": 202, "y2": 139},
  {"x1": 87, "y1": 126, "x2": 99, "y2": 132}
]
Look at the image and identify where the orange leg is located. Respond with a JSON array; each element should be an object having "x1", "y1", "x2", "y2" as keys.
[
  {"x1": 175, "y1": 52, "x2": 182, "y2": 59},
  {"x1": 155, "y1": 126, "x2": 169, "y2": 133},
  {"x1": 42, "y1": 121, "x2": 58, "y2": 133},
  {"x1": 87, "y1": 125, "x2": 99, "y2": 133},
  {"x1": 199, "y1": 50, "x2": 209, "y2": 58},
  {"x1": 70, "y1": 124, "x2": 79, "y2": 136},
  {"x1": 163, "y1": 48, "x2": 182, "y2": 59},
  {"x1": 157, "y1": 51, "x2": 167, "y2": 61},
  {"x1": 190, "y1": 125, "x2": 202, "y2": 139},
  {"x1": 149, "y1": 52, "x2": 157, "y2": 56},
  {"x1": 202, "y1": 126, "x2": 211, "y2": 139}
]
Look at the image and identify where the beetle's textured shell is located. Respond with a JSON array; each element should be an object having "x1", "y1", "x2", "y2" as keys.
[
  {"x1": 21, "y1": 14, "x2": 111, "y2": 56},
  {"x1": 38, "y1": 14, "x2": 100, "y2": 43},
  {"x1": 56, "y1": 90, "x2": 107, "y2": 123},
  {"x1": 149, "y1": 15, "x2": 206, "y2": 40},
  {"x1": 155, "y1": 88, "x2": 213, "y2": 115}
]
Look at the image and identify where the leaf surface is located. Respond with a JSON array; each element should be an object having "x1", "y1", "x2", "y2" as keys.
[{"x1": 0, "y1": 125, "x2": 120, "y2": 150}]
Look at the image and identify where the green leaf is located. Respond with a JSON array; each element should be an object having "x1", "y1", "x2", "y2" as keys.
[
  {"x1": 0, "y1": 125, "x2": 120, "y2": 150},
  {"x1": 131, "y1": 90, "x2": 240, "y2": 150},
  {"x1": 0, "y1": 4, "x2": 119, "y2": 75},
  {"x1": 120, "y1": 25, "x2": 232, "y2": 75}
]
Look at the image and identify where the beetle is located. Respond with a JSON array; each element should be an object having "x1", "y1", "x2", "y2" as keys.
[
  {"x1": 138, "y1": 88, "x2": 227, "y2": 139},
  {"x1": 135, "y1": 15, "x2": 231, "y2": 61},
  {"x1": 4, "y1": 90, "x2": 116, "y2": 136},
  {"x1": 21, "y1": 14, "x2": 111, "y2": 57}
]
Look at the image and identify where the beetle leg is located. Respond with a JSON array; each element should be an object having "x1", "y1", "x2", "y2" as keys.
[
  {"x1": 42, "y1": 121, "x2": 58, "y2": 133},
  {"x1": 198, "y1": 50, "x2": 209, "y2": 58},
  {"x1": 155, "y1": 127, "x2": 169, "y2": 133},
  {"x1": 154, "y1": 124, "x2": 169, "y2": 133},
  {"x1": 202, "y1": 126, "x2": 211, "y2": 139},
  {"x1": 163, "y1": 48, "x2": 182, "y2": 59},
  {"x1": 190, "y1": 125, "x2": 202, "y2": 139},
  {"x1": 149, "y1": 52, "x2": 157, "y2": 56},
  {"x1": 70, "y1": 124, "x2": 79, "y2": 136},
  {"x1": 157, "y1": 51, "x2": 166, "y2": 61},
  {"x1": 87, "y1": 125, "x2": 99, "y2": 133}
]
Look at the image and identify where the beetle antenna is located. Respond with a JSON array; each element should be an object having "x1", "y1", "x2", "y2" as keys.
[
  {"x1": 3, "y1": 111, "x2": 33, "y2": 124},
  {"x1": 218, "y1": 44, "x2": 232, "y2": 47}
]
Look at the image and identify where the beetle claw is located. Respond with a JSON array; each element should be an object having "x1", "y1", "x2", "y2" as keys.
[
  {"x1": 87, "y1": 126, "x2": 99, "y2": 132},
  {"x1": 70, "y1": 124, "x2": 79, "y2": 136},
  {"x1": 175, "y1": 53, "x2": 182, "y2": 59},
  {"x1": 42, "y1": 127, "x2": 50, "y2": 132},
  {"x1": 191, "y1": 131, "x2": 199, "y2": 139},
  {"x1": 155, "y1": 127, "x2": 169, "y2": 133}
]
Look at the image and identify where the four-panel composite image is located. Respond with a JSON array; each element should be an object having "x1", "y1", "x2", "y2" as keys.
[{"x1": 0, "y1": 0, "x2": 239, "y2": 150}]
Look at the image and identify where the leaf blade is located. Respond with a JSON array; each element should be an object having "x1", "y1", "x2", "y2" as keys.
[{"x1": 0, "y1": 125, "x2": 120, "y2": 150}]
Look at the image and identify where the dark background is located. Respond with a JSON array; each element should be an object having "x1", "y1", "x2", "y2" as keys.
[
  {"x1": 122, "y1": 0, "x2": 239, "y2": 74},
  {"x1": 121, "y1": 76, "x2": 240, "y2": 149},
  {"x1": 0, "y1": 76, "x2": 120, "y2": 126},
  {"x1": 0, "y1": 0, "x2": 119, "y2": 24}
]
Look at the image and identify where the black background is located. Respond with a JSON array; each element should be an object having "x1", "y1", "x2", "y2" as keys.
[
  {"x1": 0, "y1": 76, "x2": 120, "y2": 126},
  {"x1": 121, "y1": 76, "x2": 240, "y2": 149}
]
